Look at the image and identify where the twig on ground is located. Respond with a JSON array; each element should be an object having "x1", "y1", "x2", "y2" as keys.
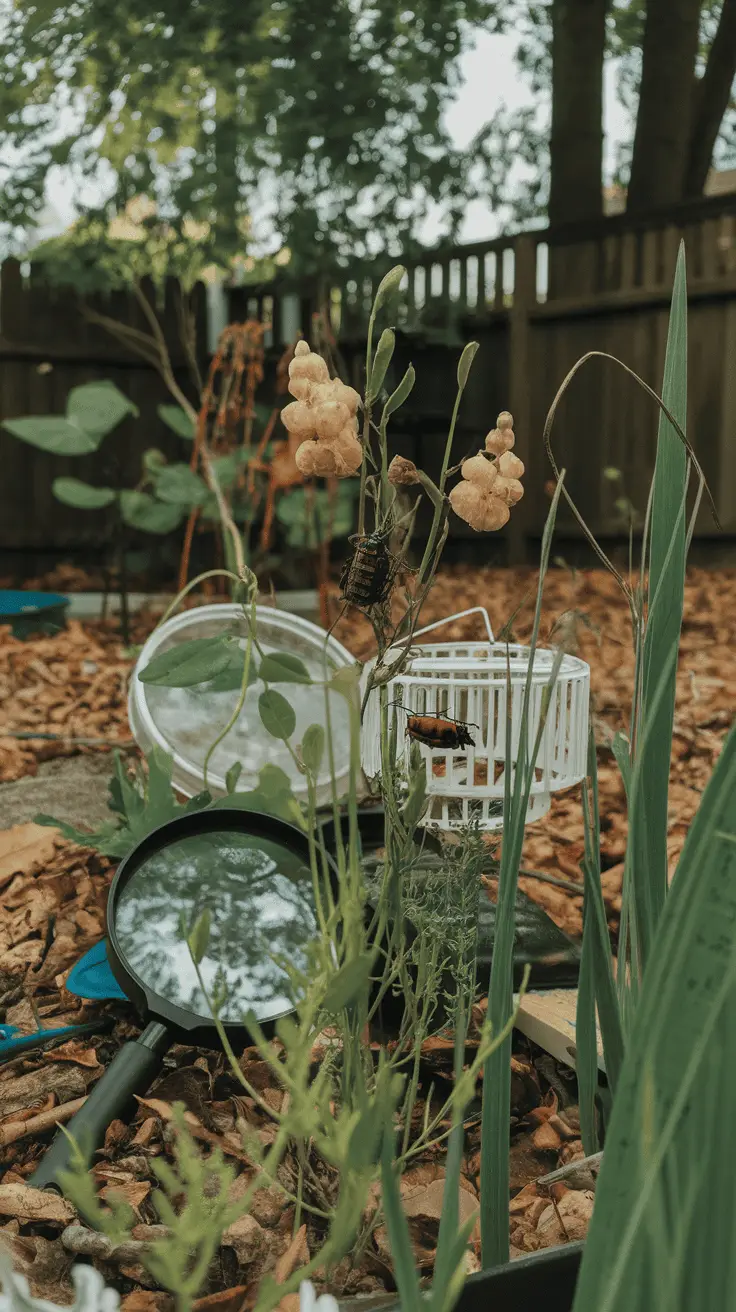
[
  {"x1": 0, "y1": 1096, "x2": 88, "y2": 1147},
  {"x1": 537, "y1": 1150, "x2": 603, "y2": 1187}
]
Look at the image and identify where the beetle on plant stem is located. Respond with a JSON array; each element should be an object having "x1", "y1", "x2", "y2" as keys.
[
  {"x1": 339, "y1": 529, "x2": 401, "y2": 609},
  {"x1": 389, "y1": 704, "x2": 479, "y2": 751}
]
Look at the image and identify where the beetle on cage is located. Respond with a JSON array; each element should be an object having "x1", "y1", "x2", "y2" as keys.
[{"x1": 390, "y1": 704, "x2": 478, "y2": 751}]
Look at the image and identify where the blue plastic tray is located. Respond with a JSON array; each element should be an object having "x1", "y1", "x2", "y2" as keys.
[{"x1": 0, "y1": 590, "x2": 69, "y2": 637}]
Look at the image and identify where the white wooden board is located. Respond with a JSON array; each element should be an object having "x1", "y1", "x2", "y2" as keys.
[{"x1": 513, "y1": 988, "x2": 605, "y2": 1074}]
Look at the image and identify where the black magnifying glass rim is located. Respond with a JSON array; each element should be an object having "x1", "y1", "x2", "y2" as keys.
[{"x1": 105, "y1": 807, "x2": 339, "y2": 1044}]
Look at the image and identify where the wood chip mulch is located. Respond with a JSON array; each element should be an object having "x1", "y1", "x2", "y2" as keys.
[{"x1": 0, "y1": 564, "x2": 733, "y2": 1305}]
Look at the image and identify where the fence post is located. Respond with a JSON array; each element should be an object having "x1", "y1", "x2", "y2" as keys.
[
  {"x1": 507, "y1": 234, "x2": 536, "y2": 566},
  {"x1": 718, "y1": 300, "x2": 736, "y2": 531}
]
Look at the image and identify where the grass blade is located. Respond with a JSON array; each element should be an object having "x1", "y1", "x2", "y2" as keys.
[
  {"x1": 479, "y1": 475, "x2": 565, "y2": 1268},
  {"x1": 432, "y1": 1005, "x2": 466, "y2": 1298},
  {"x1": 630, "y1": 241, "x2": 689, "y2": 969},
  {"x1": 579, "y1": 726, "x2": 624, "y2": 1094},
  {"x1": 571, "y1": 722, "x2": 736, "y2": 1312},
  {"x1": 380, "y1": 1129, "x2": 422, "y2": 1312},
  {"x1": 575, "y1": 896, "x2": 599, "y2": 1155}
]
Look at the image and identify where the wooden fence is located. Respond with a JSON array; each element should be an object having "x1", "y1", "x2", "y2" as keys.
[
  {"x1": 1, "y1": 190, "x2": 735, "y2": 569},
  {"x1": 254, "y1": 190, "x2": 736, "y2": 561},
  {"x1": 0, "y1": 264, "x2": 208, "y2": 563}
]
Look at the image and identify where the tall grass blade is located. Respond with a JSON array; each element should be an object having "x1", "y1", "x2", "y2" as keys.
[
  {"x1": 629, "y1": 242, "x2": 689, "y2": 970},
  {"x1": 575, "y1": 900, "x2": 599, "y2": 1155},
  {"x1": 379, "y1": 1129, "x2": 423, "y2": 1312},
  {"x1": 578, "y1": 726, "x2": 624, "y2": 1096},
  {"x1": 571, "y1": 722, "x2": 736, "y2": 1312},
  {"x1": 479, "y1": 476, "x2": 565, "y2": 1268},
  {"x1": 432, "y1": 1005, "x2": 467, "y2": 1298}
]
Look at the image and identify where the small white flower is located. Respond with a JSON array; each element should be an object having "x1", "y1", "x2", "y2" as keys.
[
  {"x1": 299, "y1": 1280, "x2": 340, "y2": 1312},
  {"x1": 0, "y1": 1253, "x2": 120, "y2": 1312}
]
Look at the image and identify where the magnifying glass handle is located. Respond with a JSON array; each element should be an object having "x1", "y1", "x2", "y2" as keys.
[{"x1": 29, "y1": 1021, "x2": 171, "y2": 1193}]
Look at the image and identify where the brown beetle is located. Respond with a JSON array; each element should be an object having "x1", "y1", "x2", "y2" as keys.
[
  {"x1": 340, "y1": 530, "x2": 399, "y2": 609},
  {"x1": 391, "y1": 706, "x2": 478, "y2": 751}
]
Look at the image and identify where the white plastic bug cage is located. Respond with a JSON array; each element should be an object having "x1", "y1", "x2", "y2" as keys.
[{"x1": 361, "y1": 608, "x2": 590, "y2": 832}]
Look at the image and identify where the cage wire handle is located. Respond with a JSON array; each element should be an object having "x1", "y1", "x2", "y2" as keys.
[{"x1": 410, "y1": 606, "x2": 495, "y2": 644}]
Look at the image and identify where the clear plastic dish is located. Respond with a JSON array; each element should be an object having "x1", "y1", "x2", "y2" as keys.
[{"x1": 128, "y1": 604, "x2": 356, "y2": 806}]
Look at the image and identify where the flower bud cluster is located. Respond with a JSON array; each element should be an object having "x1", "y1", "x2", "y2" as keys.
[
  {"x1": 448, "y1": 412, "x2": 524, "y2": 531},
  {"x1": 280, "y1": 341, "x2": 363, "y2": 478}
]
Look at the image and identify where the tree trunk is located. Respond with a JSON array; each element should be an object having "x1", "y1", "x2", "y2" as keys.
[
  {"x1": 627, "y1": 0, "x2": 702, "y2": 213},
  {"x1": 548, "y1": 0, "x2": 608, "y2": 228},
  {"x1": 684, "y1": 0, "x2": 736, "y2": 197}
]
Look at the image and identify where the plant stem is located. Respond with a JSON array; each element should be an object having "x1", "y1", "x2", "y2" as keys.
[{"x1": 113, "y1": 491, "x2": 130, "y2": 647}]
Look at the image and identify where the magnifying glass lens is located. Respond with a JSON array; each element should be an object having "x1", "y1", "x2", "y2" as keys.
[{"x1": 113, "y1": 829, "x2": 317, "y2": 1024}]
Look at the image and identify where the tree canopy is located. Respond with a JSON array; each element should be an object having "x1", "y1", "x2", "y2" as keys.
[
  {"x1": 0, "y1": 0, "x2": 734, "y2": 277},
  {"x1": 0, "y1": 0, "x2": 497, "y2": 274}
]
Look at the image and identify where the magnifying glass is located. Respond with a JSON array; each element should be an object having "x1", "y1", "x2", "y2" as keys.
[{"x1": 30, "y1": 808, "x2": 336, "y2": 1192}]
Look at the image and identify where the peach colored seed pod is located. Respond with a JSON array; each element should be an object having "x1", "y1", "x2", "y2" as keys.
[
  {"x1": 281, "y1": 400, "x2": 316, "y2": 439},
  {"x1": 295, "y1": 440, "x2": 336, "y2": 478},
  {"x1": 388, "y1": 455, "x2": 420, "y2": 486},
  {"x1": 288, "y1": 376, "x2": 313, "y2": 402},
  {"x1": 497, "y1": 411, "x2": 514, "y2": 431},
  {"x1": 313, "y1": 399, "x2": 351, "y2": 441},
  {"x1": 482, "y1": 495, "x2": 511, "y2": 529},
  {"x1": 295, "y1": 433, "x2": 363, "y2": 478},
  {"x1": 329, "y1": 428, "x2": 363, "y2": 474},
  {"x1": 485, "y1": 427, "x2": 515, "y2": 456},
  {"x1": 330, "y1": 379, "x2": 361, "y2": 415},
  {"x1": 288, "y1": 345, "x2": 329, "y2": 387},
  {"x1": 497, "y1": 451, "x2": 524, "y2": 479},
  {"x1": 461, "y1": 452, "x2": 498, "y2": 488},
  {"x1": 494, "y1": 476, "x2": 524, "y2": 505},
  {"x1": 448, "y1": 480, "x2": 484, "y2": 528}
]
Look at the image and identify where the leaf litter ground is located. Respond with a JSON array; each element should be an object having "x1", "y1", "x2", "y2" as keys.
[{"x1": 0, "y1": 565, "x2": 733, "y2": 1307}]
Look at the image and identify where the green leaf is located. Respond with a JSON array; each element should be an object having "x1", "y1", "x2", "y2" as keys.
[
  {"x1": 188, "y1": 908, "x2": 211, "y2": 965},
  {"x1": 367, "y1": 327, "x2": 395, "y2": 402},
  {"x1": 158, "y1": 404, "x2": 195, "y2": 440},
  {"x1": 259, "y1": 651, "x2": 312, "y2": 684},
  {"x1": 329, "y1": 665, "x2": 361, "y2": 698},
  {"x1": 225, "y1": 762, "x2": 242, "y2": 794},
  {"x1": 347, "y1": 1101, "x2": 384, "y2": 1172},
  {"x1": 258, "y1": 689, "x2": 296, "y2": 741},
  {"x1": 383, "y1": 364, "x2": 415, "y2": 418},
  {"x1": 206, "y1": 645, "x2": 259, "y2": 693},
  {"x1": 578, "y1": 728, "x2": 624, "y2": 1103},
  {"x1": 2, "y1": 416, "x2": 100, "y2": 455},
  {"x1": 151, "y1": 462, "x2": 208, "y2": 507},
  {"x1": 322, "y1": 951, "x2": 376, "y2": 1013},
  {"x1": 138, "y1": 636, "x2": 232, "y2": 688},
  {"x1": 120, "y1": 490, "x2": 185, "y2": 534},
  {"x1": 457, "y1": 340, "x2": 479, "y2": 390},
  {"x1": 571, "y1": 723, "x2": 736, "y2": 1312},
  {"x1": 301, "y1": 724, "x2": 325, "y2": 774},
  {"x1": 627, "y1": 245, "x2": 689, "y2": 975},
  {"x1": 37, "y1": 747, "x2": 212, "y2": 861},
  {"x1": 258, "y1": 763, "x2": 293, "y2": 798},
  {"x1": 52, "y1": 478, "x2": 116, "y2": 510},
  {"x1": 67, "y1": 381, "x2": 138, "y2": 437},
  {"x1": 212, "y1": 766, "x2": 302, "y2": 827},
  {"x1": 143, "y1": 448, "x2": 167, "y2": 473},
  {"x1": 610, "y1": 730, "x2": 632, "y2": 802},
  {"x1": 275, "y1": 484, "x2": 357, "y2": 547},
  {"x1": 380, "y1": 1130, "x2": 422, "y2": 1312},
  {"x1": 401, "y1": 760, "x2": 427, "y2": 831},
  {"x1": 371, "y1": 266, "x2": 406, "y2": 318}
]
